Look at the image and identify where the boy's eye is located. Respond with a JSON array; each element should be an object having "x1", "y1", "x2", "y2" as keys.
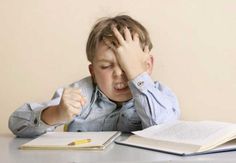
[{"x1": 101, "y1": 65, "x2": 112, "y2": 69}]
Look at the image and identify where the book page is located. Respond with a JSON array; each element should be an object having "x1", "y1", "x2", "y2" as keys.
[
  {"x1": 210, "y1": 139, "x2": 236, "y2": 151},
  {"x1": 122, "y1": 135, "x2": 200, "y2": 154},
  {"x1": 133, "y1": 121, "x2": 236, "y2": 146}
]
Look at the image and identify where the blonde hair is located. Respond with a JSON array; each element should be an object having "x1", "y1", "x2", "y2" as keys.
[{"x1": 86, "y1": 15, "x2": 153, "y2": 62}]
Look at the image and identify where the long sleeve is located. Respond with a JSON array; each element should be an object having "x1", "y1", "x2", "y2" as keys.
[
  {"x1": 8, "y1": 88, "x2": 64, "y2": 138},
  {"x1": 128, "y1": 72, "x2": 180, "y2": 128},
  {"x1": 8, "y1": 76, "x2": 94, "y2": 138}
]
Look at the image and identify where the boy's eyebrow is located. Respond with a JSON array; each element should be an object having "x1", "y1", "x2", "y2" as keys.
[{"x1": 95, "y1": 59, "x2": 113, "y2": 63}]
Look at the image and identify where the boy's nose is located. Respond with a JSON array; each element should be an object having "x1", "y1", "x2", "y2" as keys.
[{"x1": 113, "y1": 65, "x2": 124, "y2": 77}]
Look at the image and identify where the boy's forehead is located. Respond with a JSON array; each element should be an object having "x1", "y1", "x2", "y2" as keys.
[{"x1": 93, "y1": 42, "x2": 115, "y2": 62}]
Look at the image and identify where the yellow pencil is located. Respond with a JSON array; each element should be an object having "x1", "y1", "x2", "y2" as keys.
[{"x1": 68, "y1": 139, "x2": 91, "y2": 146}]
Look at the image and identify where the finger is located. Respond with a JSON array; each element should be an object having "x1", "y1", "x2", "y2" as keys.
[
  {"x1": 144, "y1": 54, "x2": 152, "y2": 67},
  {"x1": 63, "y1": 94, "x2": 86, "y2": 106},
  {"x1": 63, "y1": 96, "x2": 84, "y2": 105},
  {"x1": 66, "y1": 94, "x2": 86, "y2": 104},
  {"x1": 63, "y1": 91, "x2": 83, "y2": 99},
  {"x1": 74, "y1": 96, "x2": 86, "y2": 106},
  {"x1": 65, "y1": 87, "x2": 81, "y2": 94},
  {"x1": 103, "y1": 37, "x2": 117, "y2": 52},
  {"x1": 66, "y1": 100, "x2": 83, "y2": 111},
  {"x1": 63, "y1": 88, "x2": 85, "y2": 100},
  {"x1": 111, "y1": 25, "x2": 125, "y2": 45},
  {"x1": 68, "y1": 101, "x2": 82, "y2": 109},
  {"x1": 63, "y1": 88, "x2": 80, "y2": 97},
  {"x1": 144, "y1": 45, "x2": 149, "y2": 54},
  {"x1": 60, "y1": 101, "x2": 81, "y2": 117},
  {"x1": 79, "y1": 98, "x2": 86, "y2": 106},
  {"x1": 68, "y1": 106, "x2": 81, "y2": 116},
  {"x1": 124, "y1": 26, "x2": 132, "y2": 42},
  {"x1": 63, "y1": 89, "x2": 81, "y2": 95},
  {"x1": 133, "y1": 33, "x2": 140, "y2": 44},
  {"x1": 64, "y1": 87, "x2": 76, "y2": 92},
  {"x1": 65, "y1": 90, "x2": 84, "y2": 98}
]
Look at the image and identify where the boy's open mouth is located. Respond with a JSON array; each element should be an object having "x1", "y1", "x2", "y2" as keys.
[{"x1": 114, "y1": 82, "x2": 128, "y2": 90}]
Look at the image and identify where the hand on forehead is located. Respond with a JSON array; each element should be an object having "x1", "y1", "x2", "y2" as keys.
[{"x1": 103, "y1": 25, "x2": 140, "y2": 50}]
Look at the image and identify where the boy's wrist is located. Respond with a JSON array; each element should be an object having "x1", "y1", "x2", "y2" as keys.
[
  {"x1": 128, "y1": 72, "x2": 153, "y2": 94},
  {"x1": 126, "y1": 65, "x2": 146, "y2": 80},
  {"x1": 41, "y1": 105, "x2": 61, "y2": 125}
]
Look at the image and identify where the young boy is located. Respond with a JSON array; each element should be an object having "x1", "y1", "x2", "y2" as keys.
[{"x1": 9, "y1": 15, "x2": 180, "y2": 137}]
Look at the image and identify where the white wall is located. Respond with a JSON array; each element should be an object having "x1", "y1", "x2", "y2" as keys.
[{"x1": 1, "y1": 0, "x2": 236, "y2": 133}]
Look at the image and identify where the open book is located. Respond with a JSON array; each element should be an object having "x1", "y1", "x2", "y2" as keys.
[
  {"x1": 116, "y1": 121, "x2": 236, "y2": 156},
  {"x1": 20, "y1": 131, "x2": 121, "y2": 150}
]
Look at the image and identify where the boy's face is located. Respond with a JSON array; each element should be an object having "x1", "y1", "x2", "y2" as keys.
[{"x1": 89, "y1": 42, "x2": 132, "y2": 103}]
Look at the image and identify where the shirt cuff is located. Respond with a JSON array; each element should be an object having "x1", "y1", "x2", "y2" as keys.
[
  {"x1": 31, "y1": 100, "x2": 63, "y2": 130},
  {"x1": 128, "y1": 72, "x2": 154, "y2": 96}
]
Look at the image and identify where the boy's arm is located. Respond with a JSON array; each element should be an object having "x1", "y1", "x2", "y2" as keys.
[
  {"x1": 8, "y1": 76, "x2": 94, "y2": 138},
  {"x1": 128, "y1": 72, "x2": 181, "y2": 128},
  {"x1": 109, "y1": 26, "x2": 180, "y2": 127},
  {"x1": 8, "y1": 88, "x2": 64, "y2": 138}
]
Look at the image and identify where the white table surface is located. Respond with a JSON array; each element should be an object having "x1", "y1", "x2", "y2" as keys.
[{"x1": 1, "y1": 133, "x2": 236, "y2": 163}]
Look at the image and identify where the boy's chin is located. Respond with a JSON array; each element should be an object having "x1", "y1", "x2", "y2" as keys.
[{"x1": 110, "y1": 95, "x2": 132, "y2": 104}]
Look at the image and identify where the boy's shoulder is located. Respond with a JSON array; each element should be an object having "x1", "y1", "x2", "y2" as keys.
[
  {"x1": 69, "y1": 76, "x2": 94, "y2": 88},
  {"x1": 69, "y1": 76, "x2": 95, "y2": 101}
]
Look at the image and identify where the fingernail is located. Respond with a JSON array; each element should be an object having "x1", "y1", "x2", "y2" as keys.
[
  {"x1": 111, "y1": 24, "x2": 116, "y2": 30},
  {"x1": 80, "y1": 100, "x2": 85, "y2": 106}
]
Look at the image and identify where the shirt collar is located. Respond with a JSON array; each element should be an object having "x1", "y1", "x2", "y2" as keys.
[{"x1": 92, "y1": 85, "x2": 134, "y2": 108}]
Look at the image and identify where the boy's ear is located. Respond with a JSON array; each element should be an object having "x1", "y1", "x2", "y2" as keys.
[
  {"x1": 146, "y1": 55, "x2": 154, "y2": 75},
  {"x1": 89, "y1": 64, "x2": 95, "y2": 79}
]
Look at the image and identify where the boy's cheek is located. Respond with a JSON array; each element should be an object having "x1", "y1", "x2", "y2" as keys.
[{"x1": 95, "y1": 72, "x2": 112, "y2": 84}]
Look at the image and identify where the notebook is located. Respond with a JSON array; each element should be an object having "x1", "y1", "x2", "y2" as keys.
[{"x1": 20, "y1": 131, "x2": 121, "y2": 150}]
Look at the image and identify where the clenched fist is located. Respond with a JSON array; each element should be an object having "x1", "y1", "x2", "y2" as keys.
[
  {"x1": 57, "y1": 88, "x2": 86, "y2": 122},
  {"x1": 41, "y1": 88, "x2": 86, "y2": 125}
]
